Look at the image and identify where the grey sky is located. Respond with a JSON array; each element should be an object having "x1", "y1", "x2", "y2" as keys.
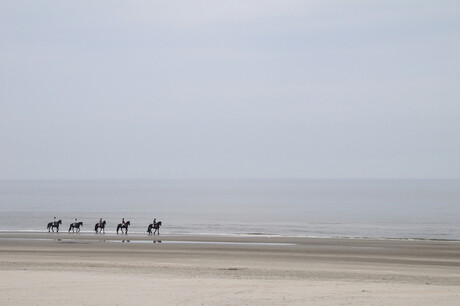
[{"x1": 1, "y1": 1, "x2": 459, "y2": 179}]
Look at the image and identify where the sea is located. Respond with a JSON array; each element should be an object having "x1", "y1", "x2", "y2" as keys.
[{"x1": 0, "y1": 179, "x2": 459, "y2": 240}]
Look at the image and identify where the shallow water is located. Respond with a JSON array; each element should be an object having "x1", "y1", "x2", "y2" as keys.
[{"x1": 0, "y1": 179, "x2": 459, "y2": 240}]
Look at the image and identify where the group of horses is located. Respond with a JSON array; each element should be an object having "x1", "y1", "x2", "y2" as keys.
[{"x1": 46, "y1": 220, "x2": 162, "y2": 235}]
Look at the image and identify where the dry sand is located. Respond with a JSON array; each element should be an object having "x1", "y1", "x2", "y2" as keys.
[{"x1": 1, "y1": 232, "x2": 459, "y2": 305}]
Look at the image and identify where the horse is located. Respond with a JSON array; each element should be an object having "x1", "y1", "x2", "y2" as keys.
[
  {"x1": 116, "y1": 221, "x2": 130, "y2": 234},
  {"x1": 47, "y1": 220, "x2": 62, "y2": 232},
  {"x1": 147, "y1": 221, "x2": 162, "y2": 235},
  {"x1": 68, "y1": 222, "x2": 83, "y2": 233},
  {"x1": 94, "y1": 220, "x2": 106, "y2": 233}
]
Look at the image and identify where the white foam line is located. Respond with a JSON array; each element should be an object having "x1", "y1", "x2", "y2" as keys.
[{"x1": 107, "y1": 240, "x2": 296, "y2": 246}]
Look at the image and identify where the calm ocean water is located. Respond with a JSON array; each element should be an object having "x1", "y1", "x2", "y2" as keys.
[{"x1": 0, "y1": 179, "x2": 459, "y2": 240}]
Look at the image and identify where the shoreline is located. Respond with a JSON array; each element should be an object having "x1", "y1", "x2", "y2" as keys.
[{"x1": 1, "y1": 230, "x2": 459, "y2": 242}]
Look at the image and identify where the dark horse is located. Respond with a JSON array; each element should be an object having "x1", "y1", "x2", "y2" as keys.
[
  {"x1": 116, "y1": 221, "x2": 130, "y2": 234},
  {"x1": 68, "y1": 222, "x2": 83, "y2": 233},
  {"x1": 147, "y1": 221, "x2": 162, "y2": 235},
  {"x1": 94, "y1": 220, "x2": 106, "y2": 233},
  {"x1": 47, "y1": 220, "x2": 62, "y2": 232}
]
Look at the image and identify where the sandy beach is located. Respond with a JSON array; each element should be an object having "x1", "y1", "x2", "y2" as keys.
[{"x1": 0, "y1": 232, "x2": 459, "y2": 305}]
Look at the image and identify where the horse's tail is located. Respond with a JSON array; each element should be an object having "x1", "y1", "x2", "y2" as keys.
[
  {"x1": 94, "y1": 224, "x2": 98, "y2": 231},
  {"x1": 47, "y1": 223, "x2": 51, "y2": 229},
  {"x1": 116, "y1": 224, "x2": 120, "y2": 234}
]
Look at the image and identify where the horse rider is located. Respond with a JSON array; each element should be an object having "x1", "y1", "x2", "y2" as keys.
[
  {"x1": 73, "y1": 218, "x2": 77, "y2": 227},
  {"x1": 53, "y1": 216, "x2": 57, "y2": 226},
  {"x1": 153, "y1": 218, "x2": 157, "y2": 228},
  {"x1": 122, "y1": 218, "x2": 125, "y2": 226},
  {"x1": 99, "y1": 218, "x2": 103, "y2": 227}
]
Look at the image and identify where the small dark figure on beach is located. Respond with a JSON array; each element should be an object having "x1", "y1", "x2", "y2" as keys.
[
  {"x1": 95, "y1": 219, "x2": 106, "y2": 233},
  {"x1": 117, "y1": 220, "x2": 130, "y2": 234},
  {"x1": 147, "y1": 219, "x2": 162, "y2": 235},
  {"x1": 47, "y1": 218, "x2": 62, "y2": 232},
  {"x1": 68, "y1": 219, "x2": 83, "y2": 233}
]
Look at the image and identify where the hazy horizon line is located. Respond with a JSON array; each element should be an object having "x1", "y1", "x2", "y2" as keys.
[{"x1": 1, "y1": 177, "x2": 458, "y2": 181}]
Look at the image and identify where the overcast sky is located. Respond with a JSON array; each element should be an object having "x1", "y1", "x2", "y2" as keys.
[{"x1": 1, "y1": 1, "x2": 459, "y2": 179}]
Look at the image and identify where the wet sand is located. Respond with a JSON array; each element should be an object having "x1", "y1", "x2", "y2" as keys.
[{"x1": 1, "y1": 232, "x2": 459, "y2": 305}]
